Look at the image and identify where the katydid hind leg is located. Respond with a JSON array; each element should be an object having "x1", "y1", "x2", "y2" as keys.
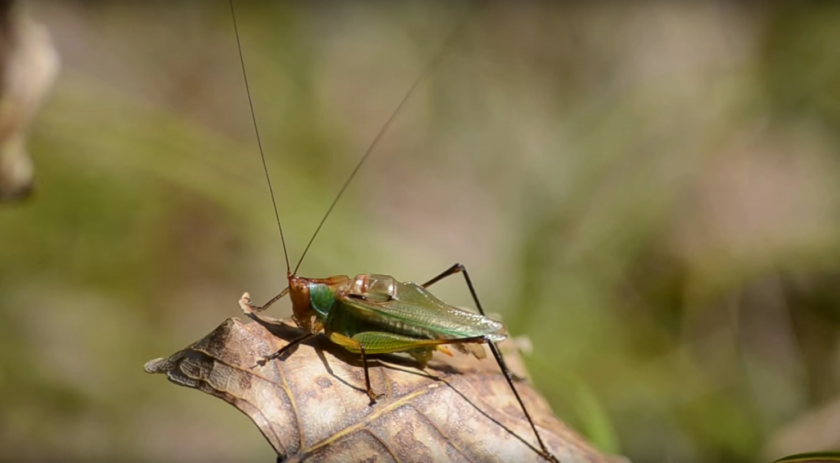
[
  {"x1": 422, "y1": 263, "x2": 525, "y2": 378},
  {"x1": 423, "y1": 263, "x2": 558, "y2": 462},
  {"x1": 422, "y1": 263, "x2": 486, "y2": 314},
  {"x1": 485, "y1": 336, "x2": 558, "y2": 462}
]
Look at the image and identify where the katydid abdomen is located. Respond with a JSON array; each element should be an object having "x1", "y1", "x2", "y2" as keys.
[
  {"x1": 317, "y1": 274, "x2": 507, "y2": 343},
  {"x1": 304, "y1": 273, "x2": 509, "y2": 366}
]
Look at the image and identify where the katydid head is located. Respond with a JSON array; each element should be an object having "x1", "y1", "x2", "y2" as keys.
[
  {"x1": 287, "y1": 274, "x2": 313, "y2": 331},
  {"x1": 287, "y1": 273, "x2": 352, "y2": 333}
]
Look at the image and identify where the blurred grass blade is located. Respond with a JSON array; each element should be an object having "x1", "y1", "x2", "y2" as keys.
[
  {"x1": 774, "y1": 452, "x2": 840, "y2": 462},
  {"x1": 569, "y1": 375, "x2": 620, "y2": 454}
]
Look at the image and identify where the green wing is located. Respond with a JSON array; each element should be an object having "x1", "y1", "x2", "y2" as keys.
[{"x1": 336, "y1": 281, "x2": 506, "y2": 341}]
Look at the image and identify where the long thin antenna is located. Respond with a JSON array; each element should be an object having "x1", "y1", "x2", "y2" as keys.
[
  {"x1": 229, "y1": 0, "x2": 291, "y2": 274},
  {"x1": 293, "y1": 9, "x2": 473, "y2": 275}
]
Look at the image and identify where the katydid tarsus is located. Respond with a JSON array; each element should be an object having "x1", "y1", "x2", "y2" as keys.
[{"x1": 228, "y1": 1, "x2": 559, "y2": 462}]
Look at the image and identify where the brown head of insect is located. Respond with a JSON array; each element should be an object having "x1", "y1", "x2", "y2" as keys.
[{"x1": 287, "y1": 273, "x2": 351, "y2": 333}]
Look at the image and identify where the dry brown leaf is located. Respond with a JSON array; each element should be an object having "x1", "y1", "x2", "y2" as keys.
[{"x1": 145, "y1": 309, "x2": 622, "y2": 463}]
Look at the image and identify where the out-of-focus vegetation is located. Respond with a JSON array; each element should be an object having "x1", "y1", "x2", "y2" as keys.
[{"x1": 2, "y1": 1, "x2": 840, "y2": 462}]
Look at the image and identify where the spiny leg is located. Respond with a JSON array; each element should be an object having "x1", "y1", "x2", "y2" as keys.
[
  {"x1": 486, "y1": 337, "x2": 557, "y2": 462},
  {"x1": 423, "y1": 263, "x2": 558, "y2": 463},
  {"x1": 240, "y1": 289, "x2": 312, "y2": 366},
  {"x1": 422, "y1": 263, "x2": 485, "y2": 314},
  {"x1": 422, "y1": 263, "x2": 521, "y2": 377},
  {"x1": 423, "y1": 264, "x2": 519, "y2": 367},
  {"x1": 256, "y1": 332, "x2": 316, "y2": 366},
  {"x1": 328, "y1": 332, "x2": 383, "y2": 405},
  {"x1": 357, "y1": 342, "x2": 381, "y2": 405}
]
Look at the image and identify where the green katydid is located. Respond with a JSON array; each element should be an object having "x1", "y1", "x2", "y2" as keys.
[{"x1": 228, "y1": 1, "x2": 559, "y2": 462}]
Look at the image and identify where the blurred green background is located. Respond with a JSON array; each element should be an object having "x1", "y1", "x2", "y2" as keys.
[{"x1": 3, "y1": 1, "x2": 840, "y2": 462}]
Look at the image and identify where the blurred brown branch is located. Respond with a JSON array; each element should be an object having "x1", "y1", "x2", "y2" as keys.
[{"x1": 0, "y1": 0, "x2": 58, "y2": 201}]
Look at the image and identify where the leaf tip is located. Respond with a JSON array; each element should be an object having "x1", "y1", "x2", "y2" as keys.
[{"x1": 144, "y1": 357, "x2": 170, "y2": 374}]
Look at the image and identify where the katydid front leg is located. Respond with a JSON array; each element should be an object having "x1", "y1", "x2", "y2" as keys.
[{"x1": 239, "y1": 289, "x2": 288, "y2": 313}]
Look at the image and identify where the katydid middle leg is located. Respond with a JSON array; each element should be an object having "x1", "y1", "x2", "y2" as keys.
[
  {"x1": 422, "y1": 263, "x2": 558, "y2": 463},
  {"x1": 240, "y1": 290, "x2": 315, "y2": 366},
  {"x1": 257, "y1": 332, "x2": 317, "y2": 365},
  {"x1": 328, "y1": 332, "x2": 383, "y2": 405},
  {"x1": 357, "y1": 342, "x2": 379, "y2": 405}
]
